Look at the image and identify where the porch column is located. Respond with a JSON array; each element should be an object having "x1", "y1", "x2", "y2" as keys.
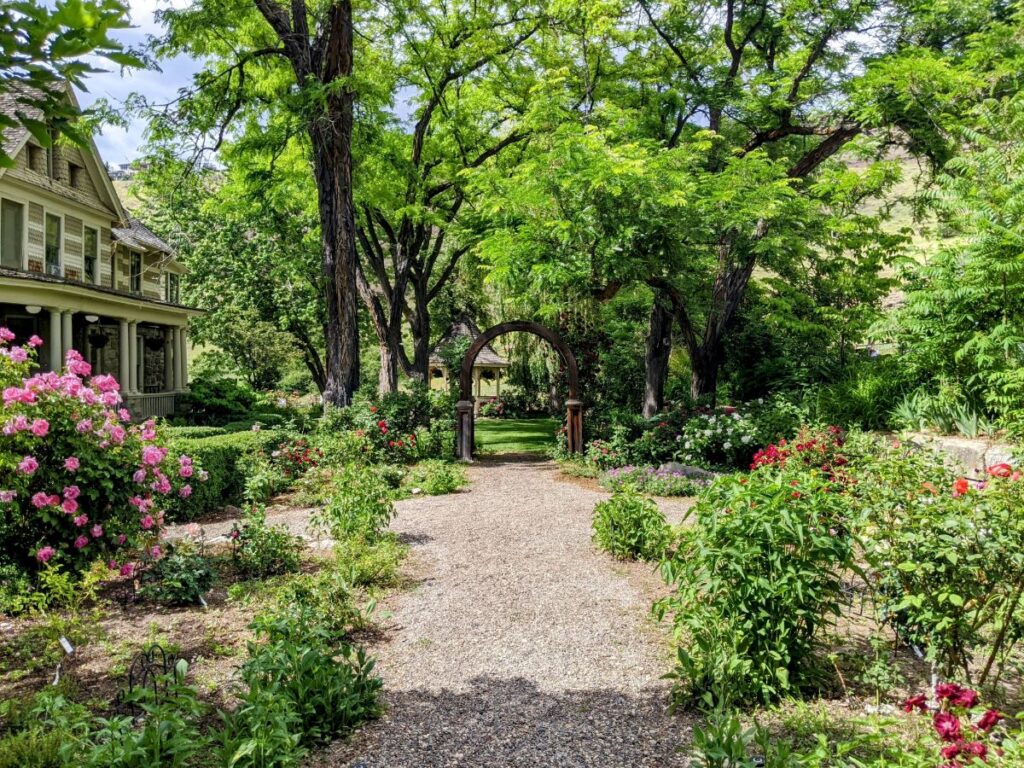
[
  {"x1": 179, "y1": 327, "x2": 189, "y2": 389},
  {"x1": 48, "y1": 309, "x2": 62, "y2": 371},
  {"x1": 163, "y1": 328, "x2": 174, "y2": 391},
  {"x1": 60, "y1": 311, "x2": 73, "y2": 360},
  {"x1": 456, "y1": 399, "x2": 475, "y2": 460},
  {"x1": 496, "y1": 369, "x2": 502, "y2": 399},
  {"x1": 118, "y1": 319, "x2": 130, "y2": 388},
  {"x1": 127, "y1": 321, "x2": 139, "y2": 394},
  {"x1": 172, "y1": 327, "x2": 183, "y2": 391}
]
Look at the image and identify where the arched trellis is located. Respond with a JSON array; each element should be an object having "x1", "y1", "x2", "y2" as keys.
[{"x1": 455, "y1": 321, "x2": 583, "y2": 460}]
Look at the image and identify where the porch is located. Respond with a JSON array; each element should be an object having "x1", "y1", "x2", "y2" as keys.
[{"x1": 0, "y1": 297, "x2": 193, "y2": 419}]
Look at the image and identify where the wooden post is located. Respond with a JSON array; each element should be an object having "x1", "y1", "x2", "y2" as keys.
[
  {"x1": 456, "y1": 399, "x2": 475, "y2": 460},
  {"x1": 566, "y1": 398, "x2": 583, "y2": 455}
]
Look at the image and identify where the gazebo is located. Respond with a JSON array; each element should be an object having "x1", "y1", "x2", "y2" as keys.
[{"x1": 429, "y1": 318, "x2": 509, "y2": 411}]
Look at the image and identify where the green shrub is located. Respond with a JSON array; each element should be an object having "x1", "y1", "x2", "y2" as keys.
[
  {"x1": 592, "y1": 491, "x2": 671, "y2": 561},
  {"x1": 138, "y1": 545, "x2": 216, "y2": 606},
  {"x1": 162, "y1": 425, "x2": 228, "y2": 439},
  {"x1": 333, "y1": 533, "x2": 406, "y2": 588},
  {"x1": 656, "y1": 465, "x2": 854, "y2": 706},
  {"x1": 233, "y1": 509, "x2": 302, "y2": 579},
  {"x1": 165, "y1": 430, "x2": 283, "y2": 521},
  {"x1": 215, "y1": 686, "x2": 305, "y2": 768},
  {"x1": 177, "y1": 373, "x2": 256, "y2": 425},
  {"x1": 240, "y1": 614, "x2": 382, "y2": 746},
  {"x1": 312, "y1": 466, "x2": 395, "y2": 542},
  {"x1": 403, "y1": 460, "x2": 467, "y2": 496}
]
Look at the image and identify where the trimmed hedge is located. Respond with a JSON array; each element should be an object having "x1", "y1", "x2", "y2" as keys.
[
  {"x1": 164, "y1": 425, "x2": 229, "y2": 439},
  {"x1": 164, "y1": 430, "x2": 284, "y2": 521}
]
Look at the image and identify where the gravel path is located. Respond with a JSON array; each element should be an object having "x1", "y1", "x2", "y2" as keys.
[{"x1": 312, "y1": 455, "x2": 694, "y2": 767}]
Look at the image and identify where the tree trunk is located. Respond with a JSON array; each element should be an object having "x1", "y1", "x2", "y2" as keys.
[
  {"x1": 377, "y1": 340, "x2": 399, "y2": 394},
  {"x1": 407, "y1": 280, "x2": 432, "y2": 382},
  {"x1": 310, "y1": 98, "x2": 359, "y2": 407},
  {"x1": 643, "y1": 295, "x2": 673, "y2": 418},
  {"x1": 689, "y1": 344, "x2": 722, "y2": 404}
]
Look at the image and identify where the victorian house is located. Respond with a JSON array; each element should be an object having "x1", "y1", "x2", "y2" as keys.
[{"x1": 0, "y1": 88, "x2": 199, "y2": 417}]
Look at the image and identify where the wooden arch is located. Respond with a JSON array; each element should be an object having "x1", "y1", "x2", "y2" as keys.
[{"x1": 455, "y1": 321, "x2": 582, "y2": 460}]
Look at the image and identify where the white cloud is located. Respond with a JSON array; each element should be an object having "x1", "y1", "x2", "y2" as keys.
[{"x1": 74, "y1": 0, "x2": 198, "y2": 164}]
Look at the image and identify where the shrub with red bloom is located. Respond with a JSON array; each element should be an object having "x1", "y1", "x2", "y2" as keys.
[{"x1": 953, "y1": 477, "x2": 970, "y2": 497}]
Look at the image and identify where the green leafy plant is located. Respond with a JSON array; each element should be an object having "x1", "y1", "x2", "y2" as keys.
[
  {"x1": 312, "y1": 466, "x2": 395, "y2": 542},
  {"x1": 592, "y1": 491, "x2": 671, "y2": 561},
  {"x1": 138, "y1": 545, "x2": 216, "y2": 607},
  {"x1": 240, "y1": 613, "x2": 382, "y2": 746},
  {"x1": 403, "y1": 460, "x2": 467, "y2": 496},
  {"x1": 232, "y1": 508, "x2": 301, "y2": 579},
  {"x1": 656, "y1": 465, "x2": 854, "y2": 706}
]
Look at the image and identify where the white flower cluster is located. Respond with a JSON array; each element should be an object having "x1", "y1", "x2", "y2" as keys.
[{"x1": 674, "y1": 408, "x2": 761, "y2": 468}]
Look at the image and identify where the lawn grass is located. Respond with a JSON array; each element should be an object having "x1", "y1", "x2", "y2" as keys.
[{"x1": 475, "y1": 417, "x2": 559, "y2": 454}]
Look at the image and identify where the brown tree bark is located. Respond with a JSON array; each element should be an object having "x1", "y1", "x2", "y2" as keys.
[
  {"x1": 253, "y1": 0, "x2": 360, "y2": 407},
  {"x1": 643, "y1": 294, "x2": 673, "y2": 417}
]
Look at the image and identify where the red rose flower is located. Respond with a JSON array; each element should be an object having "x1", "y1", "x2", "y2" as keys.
[
  {"x1": 976, "y1": 709, "x2": 1003, "y2": 732},
  {"x1": 370, "y1": 405, "x2": 378, "y2": 413},
  {"x1": 935, "y1": 682, "x2": 963, "y2": 701},
  {"x1": 940, "y1": 742, "x2": 961, "y2": 760},
  {"x1": 902, "y1": 694, "x2": 928, "y2": 713},
  {"x1": 950, "y1": 688, "x2": 979, "y2": 709},
  {"x1": 953, "y1": 478, "x2": 970, "y2": 497},
  {"x1": 961, "y1": 741, "x2": 987, "y2": 759},
  {"x1": 934, "y1": 712, "x2": 962, "y2": 742}
]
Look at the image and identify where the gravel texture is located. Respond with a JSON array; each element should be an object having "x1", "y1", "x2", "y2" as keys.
[{"x1": 312, "y1": 455, "x2": 694, "y2": 767}]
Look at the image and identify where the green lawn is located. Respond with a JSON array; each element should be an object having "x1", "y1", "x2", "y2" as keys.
[{"x1": 475, "y1": 417, "x2": 559, "y2": 454}]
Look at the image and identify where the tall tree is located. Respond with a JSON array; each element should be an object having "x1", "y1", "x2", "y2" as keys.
[
  {"x1": 354, "y1": 0, "x2": 540, "y2": 393},
  {"x1": 151, "y1": 0, "x2": 367, "y2": 406}
]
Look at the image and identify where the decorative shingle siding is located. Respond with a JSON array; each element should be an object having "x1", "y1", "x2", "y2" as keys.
[
  {"x1": 27, "y1": 202, "x2": 43, "y2": 263},
  {"x1": 64, "y1": 214, "x2": 83, "y2": 274}
]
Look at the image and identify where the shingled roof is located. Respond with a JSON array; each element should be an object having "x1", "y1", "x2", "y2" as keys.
[
  {"x1": 0, "y1": 84, "x2": 44, "y2": 159},
  {"x1": 429, "y1": 318, "x2": 509, "y2": 368},
  {"x1": 112, "y1": 218, "x2": 173, "y2": 254}
]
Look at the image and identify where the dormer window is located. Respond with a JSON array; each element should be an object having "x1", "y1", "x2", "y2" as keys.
[{"x1": 165, "y1": 273, "x2": 180, "y2": 303}]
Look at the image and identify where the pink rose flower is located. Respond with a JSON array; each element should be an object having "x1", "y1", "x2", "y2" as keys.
[
  {"x1": 0, "y1": 490, "x2": 16, "y2": 503},
  {"x1": 117, "y1": 534, "x2": 127, "y2": 545},
  {"x1": 140, "y1": 514, "x2": 155, "y2": 530},
  {"x1": 90, "y1": 374, "x2": 120, "y2": 392},
  {"x1": 76, "y1": 419, "x2": 93, "y2": 433},
  {"x1": 62, "y1": 498, "x2": 79, "y2": 515},
  {"x1": 119, "y1": 563, "x2": 134, "y2": 577},
  {"x1": 133, "y1": 468, "x2": 147, "y2": 483},
  {"x1": 36, "y1": 546, "x2": 56, "y2": 563},
  {"x1": 150, "y1": 545, "x2": 161, "y2": 558},
  {"x1": 110, "y1": 425, "x2": 126, "y2": 444},
  {"x1": 179, "y1": 464, "x2": 193, "y2": 478},
  {"x1": 7, "y1": 346, "x2": 28, "y2": 363},
  {"x1": 31, "y1": 492, "x2": 51, "y2": 509},
  {"x1": 64, "y1": 456, "x2": 80, "y2": 472},
  {"x1": 179, "y1": 484, "x2": 192, "y2": 498},
  {"x1": 30, "y1": 419, "x2": 49, "y2": 437},
  {"x1": 73, "y1": 535, "x2": 89, "y2": 549},
  {"x1": 27, "y1": 335, "x2": 42, "y2": 347},
  {"x1": 0, "y1": 327, "x2": 14, "y2": 342},
  {"x1": 91, "y1": 524, "x2": 103, "y2": 538},
  {"x1": 73, "y1": 514, "x2": 89, "y2": 527},
  {"x1": 63, "y1": 485, "x2": 80, "y2": 500},
  {"x1": 142, "y1": 446, "x2": 167, "y2": 466},
  {"x1": 18, "y1": 456, "x2": 39, "y2": 474}
]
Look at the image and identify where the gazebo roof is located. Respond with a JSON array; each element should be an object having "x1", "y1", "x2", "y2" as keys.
[{"x1": 429, "y1": 318, "x2": 509, "y2": 368}]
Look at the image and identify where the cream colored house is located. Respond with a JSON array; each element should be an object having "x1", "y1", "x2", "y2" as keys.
[
  {"x1": 0, "y1": 88, "x2": 200, "y2": 417},
  {"x1": 429, "y1": 319, "x2": 509, "y2": 411}
]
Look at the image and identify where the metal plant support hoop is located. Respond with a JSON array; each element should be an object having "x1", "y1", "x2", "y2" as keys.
[{"x1": 455, "y1": 321, "x2": 582, "y2": 460}]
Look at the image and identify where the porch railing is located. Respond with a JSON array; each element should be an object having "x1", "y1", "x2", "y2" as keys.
[{"x1": 124, "y1": 392, "x2": 178, "y2": 419}]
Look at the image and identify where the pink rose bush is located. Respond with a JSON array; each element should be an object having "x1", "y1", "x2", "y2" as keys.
[{"x1": 0, "y1": 331, "x2": 203, "y2": 574}]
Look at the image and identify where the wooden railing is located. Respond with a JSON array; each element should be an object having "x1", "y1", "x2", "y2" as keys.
[{"x1": 124, "y1": 392, "x2": 178, "y2": 419}]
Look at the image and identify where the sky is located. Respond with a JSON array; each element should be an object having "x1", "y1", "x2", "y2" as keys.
[{"x1": 73, "y1": 0, "x2": 199, "y2": 165}]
